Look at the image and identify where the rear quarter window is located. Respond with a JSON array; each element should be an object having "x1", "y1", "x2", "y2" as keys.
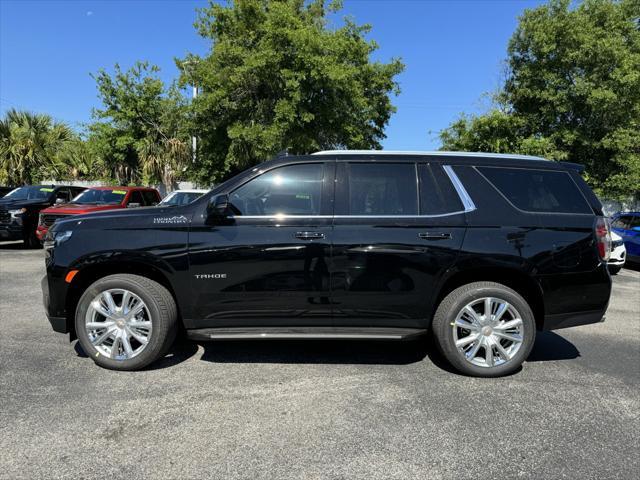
[
  {"x1": 477, "y1": 167, "x2": 592, "y2": 214},
  {"x1": 419, "y1": 164, "x2": 463, "y2": 215}
]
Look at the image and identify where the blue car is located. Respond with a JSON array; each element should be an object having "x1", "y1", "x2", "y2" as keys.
[{"x1": 611, "y1": 212, "x2": 640, "y2": 263}]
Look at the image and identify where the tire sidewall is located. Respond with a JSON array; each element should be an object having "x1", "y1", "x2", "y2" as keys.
[
  {"x1": 75, "y1": 276, "x2": 168, "y2": 370},
  {"x1": 435, "y1": 284, "x2": 536, "y2": 377}
]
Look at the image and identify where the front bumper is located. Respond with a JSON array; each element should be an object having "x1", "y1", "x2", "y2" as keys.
[
  {"x1": 0, "y1": 223, "x2": 23, "y2": 240},
  {"x1": 41, "y1": 274, "x2": 70, "y2": 333}
]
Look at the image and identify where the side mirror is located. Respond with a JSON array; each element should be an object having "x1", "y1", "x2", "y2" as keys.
[
  {"x1": 55, "y1": 198, "x2": 65, "y2": 204},
  {"x1": 207, "y1": 194, "x2": 230, "y2": 220},
  {"x1": 127, "y1": 202, "x2": 141, "y2": 208}
]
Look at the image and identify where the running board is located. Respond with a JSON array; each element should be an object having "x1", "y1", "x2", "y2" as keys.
[{"x1": 186, "y1": 327, "x2": 426, "y2": 342}]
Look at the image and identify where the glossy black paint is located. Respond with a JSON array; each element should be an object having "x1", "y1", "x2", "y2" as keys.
[
  {"x1": 0, "y1": 185, "x2": 85, "y2": 242},
  {"x1": 42, "y1": 154, "x2": 612, "y2": 337}
]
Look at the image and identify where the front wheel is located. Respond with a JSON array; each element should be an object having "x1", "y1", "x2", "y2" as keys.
[
  {"x1": 75, "y1": 274, "x2": 177, "y2": 371},
  {"x1": 432, "y1": 282, "x2": 536, "y2": 377}
]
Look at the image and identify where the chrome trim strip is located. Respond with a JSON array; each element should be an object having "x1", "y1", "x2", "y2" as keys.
[
  {"x1": 443, "y1": 165, "x2": 476, "y2": 212},
  {"x1": 230, "y1": 212, "x2": 467, "y2": 220}
]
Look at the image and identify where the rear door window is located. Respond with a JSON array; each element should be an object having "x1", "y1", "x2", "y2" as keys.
[
  {"x1": 419, "y1": 164, "x2": 463, "y2": 215},
  {"x1": 345, "y1": 163, "x2": 418, "y2": 216},
  {"x1": 477, "y1": 167, "x2": 592, "y2": 214}
]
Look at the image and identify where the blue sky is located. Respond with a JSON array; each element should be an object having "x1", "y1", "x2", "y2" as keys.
[{"x1": 0, "y1": 0, "x2": 546, "y2": 150}]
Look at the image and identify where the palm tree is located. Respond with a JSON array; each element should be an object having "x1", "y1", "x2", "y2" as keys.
[
  {"x1": 138, "y1": 136, "x2": 190, "y2": 191},
  {"x1": 0, "y1": 109, "x2": 74, "y2": 185}
]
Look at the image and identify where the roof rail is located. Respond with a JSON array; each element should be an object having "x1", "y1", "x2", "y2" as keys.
[{"x1": 311, "y1": 150, "x2": 548, "y2": 161}]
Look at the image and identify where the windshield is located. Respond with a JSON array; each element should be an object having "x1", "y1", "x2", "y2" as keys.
[
  {"x1": 4, "y1": 186, "x2": 54, "y2": 201},
  {"x1": 160, "y1": 191, "x2": 206, "y2": 206},
  {"x1": 71, "y1": 188, "x2": 127, "y2": 205}
]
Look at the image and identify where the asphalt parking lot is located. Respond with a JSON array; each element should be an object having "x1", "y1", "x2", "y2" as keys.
[{"x1": 0, "y1": 242, "x2": 638, "y2": 479}]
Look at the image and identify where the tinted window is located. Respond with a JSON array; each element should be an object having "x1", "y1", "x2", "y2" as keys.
[
  {"x1": 478, "y1": 167, "x2": 591, "y2": 214},
  {"x1": 231, "y1": 163, "x2": 323, "y2": 216},
  {"x1": 55, "y1": 188, "x2": 71, "y2": 202},
  {"x1": 161, "y1": 192, "x2": 205, "y2": 206},
  {"x1": 142, "y1": 190, "x2": 159, "y2": 206},
  {"x1": 612, "y1": 216, "x2": 632, "y2": 229},
  {"x1": 419, "y1": 165, "x2": 463, "y2": 214},
  {"x1": 4, "y1": 186, "x2": 53, "y2": 200},
  {"x1": 72, "y1": 189, "x2": 127, "y2": 205},
  {"x1": 128, "y1": 191, "x2": 144, "y2": 206},
  {"x1": 347, "y1": 163, "x2": 418, "y2": 216}
]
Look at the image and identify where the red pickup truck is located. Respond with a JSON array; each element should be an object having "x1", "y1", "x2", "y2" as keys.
[{"x1": 36, "y1": 186, "x2": 161, "y2": 241}]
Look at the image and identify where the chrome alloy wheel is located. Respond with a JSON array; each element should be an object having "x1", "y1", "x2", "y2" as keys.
[
  {"x1": 452, "y1": 297, "x2": 524, "y2": 368},
  {"x1": 85, "y1": 289, "x2": 152, "y2": 360}
]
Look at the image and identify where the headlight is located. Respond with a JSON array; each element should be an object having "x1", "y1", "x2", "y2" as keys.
[
  {"x1": 44, "y1": 230, "x2": 73, "y2": 250},
  {"x1": 55, "y1": 230, "x2": 73, "y2": 244},
  {"x1": 8, "y1": 208, "x2": 26, "y2": 218}
]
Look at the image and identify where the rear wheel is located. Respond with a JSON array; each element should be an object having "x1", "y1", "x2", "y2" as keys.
[
  {"x1": 75, "y1": 274, "x2": 177, "y2": 371},
  {"x1": 432, "y1": 282, "x2": 536, "y2": 377}
]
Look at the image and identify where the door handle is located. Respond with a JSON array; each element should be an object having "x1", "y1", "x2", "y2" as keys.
[
  {"x1": 295, "y1": 231, "x2": 325, "y2": 240},
  {"x1": 418, "y1": 232, "x2": 452, "y2": 240}
]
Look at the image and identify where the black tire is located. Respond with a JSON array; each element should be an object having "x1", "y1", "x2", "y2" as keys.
[
  {"x1": 432, "y1": 281, "x2": 536, "y2": 377},
  {"x1": 608, "y1": 265, "x2": 622, "y2": 275},
  {"x1": 75, "y1": 274, "x2": 177, "y2": 371}
]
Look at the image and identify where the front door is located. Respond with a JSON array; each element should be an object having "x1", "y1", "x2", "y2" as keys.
[
  {"x1": 330, "y1": 161, "x2": 467, "y2": 328},
  {"x1": 188, "y1": 161, "x2": 335, "y2": 328}
]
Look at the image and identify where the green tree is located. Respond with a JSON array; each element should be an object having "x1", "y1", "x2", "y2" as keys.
[
  {"x1": 0, "y1": 109, "x2": 75, "y2": 185},
  {"x1": 179, "y1": 0, "x2": 404, "y2": 184},
  {"x1": 440, "y1": 0, "x2": 640, "y2": 199},
  {"x1": 50, "y1": 137, "x2": 107, "y2": 181},
  {"x1": 90, "y1": 61, "x2": 190, "y2": 188}
]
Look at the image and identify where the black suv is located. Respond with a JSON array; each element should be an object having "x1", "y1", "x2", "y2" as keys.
[
  {"x1": 0, "y1": 185, "x2": 86, "y2": 247},
  {"x1": 42, "y1": 151, "x2": 612, "y2": 376}
]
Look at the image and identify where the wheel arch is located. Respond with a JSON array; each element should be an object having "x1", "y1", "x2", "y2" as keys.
[
  {"x1": 65, "y1": 260, "x2": 181, "y2": 338},
  {"x1": 433, "y1": 267, "x2": 545, "y2": 330}
]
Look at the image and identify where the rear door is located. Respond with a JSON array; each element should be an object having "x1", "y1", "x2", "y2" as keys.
[
  {"x1": 187, "y1": 161, "x2": 335, "y2": 327},
  {"x1": 330, "y1": 160, "x2": 467, "y2": 328}
]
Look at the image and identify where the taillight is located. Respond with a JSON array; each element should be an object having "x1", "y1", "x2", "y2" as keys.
[{"x1": 595, "y1": 216, "x2": 611, "y2": 262}]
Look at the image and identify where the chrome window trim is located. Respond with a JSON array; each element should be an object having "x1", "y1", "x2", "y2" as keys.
[
  {"x1": 442, "y1": 165, "x2": 476, "y2": 213},
  {"x1": 225, "y1": 163, "x2": 475, "y2": 220},
  {"x1": 228, "y1": 211, "x2": 467, "y2": 220}
]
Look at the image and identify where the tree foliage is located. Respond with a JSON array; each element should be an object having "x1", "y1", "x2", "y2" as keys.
[
  {"x1": 90, "y1": 61, "x2": 190, "y2": 188},
  {"x1": 179, "y1": 0, "x2": 404, "y2": 184},
  {"x1": 441, "y1": 0, "x2": 640, "y2": 199},
  {"x1": 0, "y1": 109, "x2": 76, "y2": 185}
]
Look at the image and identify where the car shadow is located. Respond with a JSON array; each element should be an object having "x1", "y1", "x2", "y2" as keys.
[
  {"x1": 73, "y1": 337, "x2": 201, "y2": 370},
  {"x1": 0, "y1": 241, "x2": 29, "y2": 250},
  {"x1": 198, "y1": 338, "x2": 429, "y2": 365},
  {"x1": 527, "y1": 330, "x2": 580, "y2": 362},
  {"x1": 72, "y1": 329, "x2": 579, "y2": 372}
]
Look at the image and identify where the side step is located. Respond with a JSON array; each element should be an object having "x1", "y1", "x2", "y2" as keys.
[{"x1": 186, "y1": 327, "x2": 426, "y2": 342}]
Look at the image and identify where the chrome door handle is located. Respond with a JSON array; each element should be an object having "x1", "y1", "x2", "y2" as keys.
[
  {"x1": 418, "y1": 232, "x2": 452, "y2": 240},
  {"x1": 295, "y1": 231, "x2": 325, "y2": 240}
]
